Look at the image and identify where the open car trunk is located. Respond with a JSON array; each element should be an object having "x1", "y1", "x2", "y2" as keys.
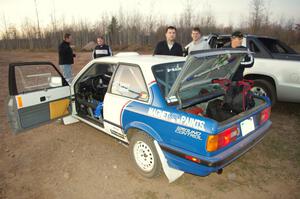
[
  {"x1": 181, "y1": 87, "x2": 266, "y2": 123},
  {"x1": 163, "y1": 49, "x2": 262, "y2": 122}
]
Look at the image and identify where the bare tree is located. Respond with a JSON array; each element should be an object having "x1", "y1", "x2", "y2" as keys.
[
  {"x1": 249, "y1": 0, "x2": 266, "y2": 33},
  {"x1": 0, "y1": 1, "x2": 299, "y2": 51},
  {"x1": 0, "y1": 13, "x2": 9, "y2": 49}
]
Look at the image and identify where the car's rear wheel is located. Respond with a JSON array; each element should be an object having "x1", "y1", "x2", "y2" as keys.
[
  {"x1": 129, "y1": 132, "x2": 162, "y2": 178},
  {"x1": 251, "y1": 79, "x2": 277, "y2": 105}
]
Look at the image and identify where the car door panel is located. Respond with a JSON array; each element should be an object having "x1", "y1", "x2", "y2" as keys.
[
  {"x1": 15, "y1": 86, "x2": 70, "y2": 108},
  {"x1": 49, "y1": 98, "x2": 70, "y2": 119},
  {"x1": 8, "y1": 62, "x2": 71, "y2": 133},
  {"x1": 18, "y1": 101, "x2": 50, "y2": 129},
  {"x1": 103, "y1": 92, "x2": 130, "y2": 126}
]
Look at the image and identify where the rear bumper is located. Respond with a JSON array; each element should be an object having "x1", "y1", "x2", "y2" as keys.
[{"x1": 162, "y1": 120, "x2": 272, "y2": 176}]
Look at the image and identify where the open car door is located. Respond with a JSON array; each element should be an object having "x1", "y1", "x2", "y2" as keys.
[{"x1": 7, "y1": 62, "x2": 71, "y2": 133}]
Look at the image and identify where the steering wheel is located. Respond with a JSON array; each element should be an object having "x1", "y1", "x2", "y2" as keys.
[{"x1": 92, "y1": 75, "x2": 108, "y2": 91}]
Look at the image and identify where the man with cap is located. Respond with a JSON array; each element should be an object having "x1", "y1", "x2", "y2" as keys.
[{"x1": 224, "y1": 31, "x2": 254, "y2": 81}]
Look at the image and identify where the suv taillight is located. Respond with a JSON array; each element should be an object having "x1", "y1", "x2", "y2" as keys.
[
  {"x1": 206, "y1": 126, "x2": 239, "y2": 152},
  {"x1": 260, "y1": 107, "x2": 271, "y2": 125}
]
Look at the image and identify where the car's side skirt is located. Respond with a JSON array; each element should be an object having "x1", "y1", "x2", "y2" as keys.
[{"x1": 73, "y1": 115, "x2": 129, "y2": 143}]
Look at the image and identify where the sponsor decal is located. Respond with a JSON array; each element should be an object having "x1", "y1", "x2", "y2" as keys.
[
  {"x1": 95, "y1": 49, "x2": 109, "y2": 55},
  {"x1": 175, "y1": 126, "x2": 202, "y2": 140},
  {"x1": 167, "y1": 65, "x2": 181, "y2": 72},
  {"x1": 166, "y1": 96, "x2": 178, "y2": 103},
  {"x1": 147, "y1": 107, "x2": 205, "y2": 131}
]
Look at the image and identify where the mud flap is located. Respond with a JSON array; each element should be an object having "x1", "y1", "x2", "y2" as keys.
[{"x1": 154, "y1": 140, "x2": 184, "y2": 183}]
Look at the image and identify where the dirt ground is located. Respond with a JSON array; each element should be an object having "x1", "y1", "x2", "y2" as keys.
[{"x1": 0, "y1": 51, "x2": 299, "y2": 199}]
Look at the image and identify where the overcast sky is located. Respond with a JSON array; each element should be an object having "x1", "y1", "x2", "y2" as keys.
[{"x1": 0, "y1": 0, "x2": 299, "y2": 30}]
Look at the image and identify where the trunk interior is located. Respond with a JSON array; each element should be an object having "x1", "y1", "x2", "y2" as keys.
[{"x1": 180, "y1": 81, "x2": 266, "y2": 123}]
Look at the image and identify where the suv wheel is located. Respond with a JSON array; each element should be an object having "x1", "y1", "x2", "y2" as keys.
[{"x1": 252, "y1": 79, "x2": 277, "y2": 105}]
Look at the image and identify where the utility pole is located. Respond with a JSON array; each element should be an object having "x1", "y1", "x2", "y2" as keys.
[{"x1": 34, "y1": 0, "x2": 42, "y2": 39}]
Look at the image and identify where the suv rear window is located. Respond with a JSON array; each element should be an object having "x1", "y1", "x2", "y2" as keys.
[{"x1": 258, "y1": 38, "x2": 296, "y2": 54}]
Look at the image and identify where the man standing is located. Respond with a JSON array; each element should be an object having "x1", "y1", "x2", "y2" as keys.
[
  {"x1": 185, "y1": 27, "x2": 210, "y2": 55},
  {"x1": 153, "y1": 26, "x2": 183, "y2": 56},
  {"x1": 59, "y1": 33, "x2": 76, "y2": 83},
  {"x1": 92, "y1": 36, "x2": 112, "y2": 59},
  {"x1": 225, "y1": 31, "x2": 254, "y2": 81}
]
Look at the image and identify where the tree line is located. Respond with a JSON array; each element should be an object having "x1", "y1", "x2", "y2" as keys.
[{"x1": 0, "y1": 0, "x2": 299, "y2": 51}]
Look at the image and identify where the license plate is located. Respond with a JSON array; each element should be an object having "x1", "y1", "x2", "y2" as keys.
[{"x1": 240, "y1": 117, "x2": 255, "y2": 136}]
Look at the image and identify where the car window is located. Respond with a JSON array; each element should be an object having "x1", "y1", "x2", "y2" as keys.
[
  {"x1": 15, "y1": 64, "x2": 64, "y2": 94},
  {"x1": 258, "y1": 38, "x2": 295, "y2": 54},
  {"x1": 152, "y1": 62, "x2": 184, "y2": 97},
  {"x1": 249, "y1": 40, "x2": 260, "y2": 53},
  {"x1": 216, "y1": 37, "x2": 231, "y2": 48},
  {"x1": 111, "y1": 64, "x2": 149, "y2": 101},
  {"x1": 209, "y1": 36, "x2": 217, "y2": 48},
  {"x1": 83, "y1": 63, "x2": 117, "y2": 77}
]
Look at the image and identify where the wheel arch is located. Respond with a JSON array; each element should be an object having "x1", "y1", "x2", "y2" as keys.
[
  {"x1": 125, "y1": 121, "x2": 163, "y2": 143},
  {"x1": 244, "y1": 73, "x2": 277, "y2": 91}
]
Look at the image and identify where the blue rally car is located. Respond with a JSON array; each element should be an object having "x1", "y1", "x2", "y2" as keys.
[{"x1": 7, "y1": 49, "x2": 271, "y2": 182}]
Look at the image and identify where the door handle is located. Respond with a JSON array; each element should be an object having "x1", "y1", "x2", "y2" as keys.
[{"x1": 40, "y1": 96, "x2": 46, "y2": 102}]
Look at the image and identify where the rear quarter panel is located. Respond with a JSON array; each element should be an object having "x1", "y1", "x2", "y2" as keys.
[
  {"x1": 121, "y1": 84, "x2": 217, "y2": 156},
  {"x1": 244, "y1": 58, "x2": 300, "y2": 102}
]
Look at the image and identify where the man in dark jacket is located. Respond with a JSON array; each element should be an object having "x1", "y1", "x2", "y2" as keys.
[
  {"x1": 92, "y1": 36, "x2": 112, "y2": 59},
  {"x1": 153, "y1": 26, "x2": 183, "y2": 56},
  {"x1": 224, "y1": 31, "x2": 254, "y2": 81},
  {"x1": 59, "y1": 33, "x2": 76, "y2": 83}
]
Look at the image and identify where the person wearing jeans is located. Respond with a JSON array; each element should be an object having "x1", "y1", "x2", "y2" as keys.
[
  {"x1": 58, "y1": 33, "x2": 76, "y2": 83},
  {"x1": 60, "y1": 64, "x2": 72, "y2": 82}
]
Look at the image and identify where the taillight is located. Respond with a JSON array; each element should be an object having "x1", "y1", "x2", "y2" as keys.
[
  {"x1": 206, "y1": 126, "x2": 239, "y2": 152},
  {"x1": 260, "y1": 107, "x2": 271, "y2": 125}
]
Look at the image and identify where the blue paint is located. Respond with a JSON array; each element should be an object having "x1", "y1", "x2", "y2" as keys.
[{"x1": 120, "y1": 83, "x2": 272, "y2": 176}]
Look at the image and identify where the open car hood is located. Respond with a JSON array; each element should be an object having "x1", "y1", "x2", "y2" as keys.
[{"x1": 166, "y1": 49, "x2": 251, "y2": 103}]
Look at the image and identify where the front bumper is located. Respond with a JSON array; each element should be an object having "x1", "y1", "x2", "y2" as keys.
[{"x1": 161, "y1": 120, "x2": 272, "y2": 176}]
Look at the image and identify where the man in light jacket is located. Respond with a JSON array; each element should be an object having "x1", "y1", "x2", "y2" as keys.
[{"x1": 185, "y1": 27, "x2": 210, "y2": 55}]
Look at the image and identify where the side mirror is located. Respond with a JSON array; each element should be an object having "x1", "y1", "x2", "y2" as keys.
[{"x1": 49, "y1": 76, "x2": 63, "y2": 87}]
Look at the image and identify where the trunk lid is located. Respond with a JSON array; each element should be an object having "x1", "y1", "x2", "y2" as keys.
[{"x1": 166, "y1": 49, "x2": 251, "y2": 106}]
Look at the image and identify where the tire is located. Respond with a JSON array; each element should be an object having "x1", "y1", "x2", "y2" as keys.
[
  {"x1": 252, "y1": 79, "x2": 277, "y2": 105},
  {"x1": 129, "y1": 132, "x2": 162, "y2": 178}
]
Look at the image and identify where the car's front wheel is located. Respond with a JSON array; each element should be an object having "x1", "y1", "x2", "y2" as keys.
[
  {"x1": 251, "y1": 79, "x2": 277, "y2": 105},
  {"x1": 129, "y1": 132, "x2": 162, "y2": 178}
]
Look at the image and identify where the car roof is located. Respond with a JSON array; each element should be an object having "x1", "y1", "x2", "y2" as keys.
[
  {"x1": 91, "y1": 54, "x2": 186, "y2": 84},
  {"x1": 93, "y1": 54, "x2": 186, "y2": 67},
  {"x1": 213, "y1": 34, "x2": 278, "y2": 40}
]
